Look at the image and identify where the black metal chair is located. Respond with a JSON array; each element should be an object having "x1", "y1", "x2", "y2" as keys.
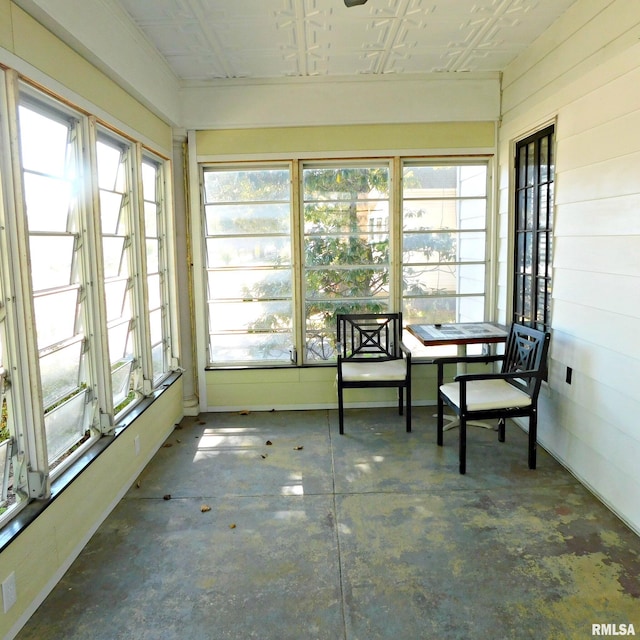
[
  {"x1": 336, "y1": 313, "x2": 411, "y2": 434},
  {"x1": 435, "y1": 323, "x2": 550, "y2": 474}
]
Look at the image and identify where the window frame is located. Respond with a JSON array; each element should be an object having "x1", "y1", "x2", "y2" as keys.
[
  {"x1": 301, "y1": 160, "x2": 393, "y2": 364},
  {"x1": 199, "y1": 156, "x2": 493, "y2": 368},
  {"x1": 201, "y1": 162, "x2": 296, "y2": 368},
  {"x1": 0, "y1": 70, "x2": 179, "y2": 527},
  {"x1": 512, "y1": 125, "x2": 555, "y2": 332},
  {"x1": 401, "y1": 160, "x2": 490, "y2": 332}
]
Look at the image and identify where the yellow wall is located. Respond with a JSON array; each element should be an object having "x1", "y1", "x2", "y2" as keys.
[
  {"x1": 0, "y1": 0, "x2": 13, "y2": 51},
  {"x1": 196, "y1": 121, "x2": 495, "y2": 157},
  {"x1": 2, "y1": 2, "x2": 172, "y2": 152},
  {"x1": 195, "y1": 121, "x2": 495, "y2": 411},
  {"x1": 207, "y1": 367, "x2": 442, "y2": 410},
  {"x1": 0, "y1": 378, "x2": 183, "y2": 639}
]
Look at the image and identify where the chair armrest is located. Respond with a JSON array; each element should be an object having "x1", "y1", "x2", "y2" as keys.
[
  {"x1": 454, "y1": 369, "x2": 541, "y2": 383},
  {"x1": 399, "y1": 341, "x2": 412, "y2": 361},
  {"x1": 435, "y1": 354, "x2": 503, "y2": 387},
  {"x1": 433, "y1": 354, "x2": 504, "y2": 366}
]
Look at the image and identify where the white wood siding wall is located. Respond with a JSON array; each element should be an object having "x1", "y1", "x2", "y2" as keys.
[{"x1": 497, "y1": 0, "x2": 640, "y2": 534}]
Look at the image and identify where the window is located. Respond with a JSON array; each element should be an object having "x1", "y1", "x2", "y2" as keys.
[
  {"x1": 202, "y1": 158, "x2": 490, "y2": 367},
  {"x1": 402, "y1": 163, "x2": 488, "y2": 327},
  {"x1": 96, "y1": 134, "x2": 138, "y2": 413},
  {"x1": 19, "y1": 102, "x2": 95, "y2": 466},
  {"x1": 142, "y1": 156, "x2": 173, "y2": 382},
  {"x1": 0, "y1": 77, "x2": 177, "y2": 526},
  {"x1": 302, "y1": 163, "x2": 391, "y2": 362},
  {"x1": 513, "y1": 126, "x2": 554, "y2": 331},
  {"x1": 202, "y1": 166, "x2": 294, "y2": 365}
]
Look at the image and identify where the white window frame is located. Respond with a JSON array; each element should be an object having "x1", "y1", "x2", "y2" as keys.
[
  {"x1": 0, "y1": 69, "x2": 179, "y2": 527},
  {"x1": 196, "y1": 155, "x2": 492, "y2": 368},
  {"x1": 201, "y1": 162, "x2": 295, "y2": 367}
]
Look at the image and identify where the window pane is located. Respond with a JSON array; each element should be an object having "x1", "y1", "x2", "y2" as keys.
[
  {"x1": 152, "y1": 343, "x2": 165, "y2": 380},
  {"x1": 141, "y1": 162, "x2": 157, "y2": 201},
  {"x1": 304, "y1": 236, "x2": 389, "y2": 266},
  {"x1": 112, "y1": 359, "x2": 133, "y2": 408},
  {"x1": 102, "y1": 237, "x2": 126, "y2": 278},
  {"x1": 149, "y1": 310, "x2": 163, "y2": 345},
  {"x1": 144, "y1": 201, "x2": 158, "y2": 237},
  {"x1": 104, "y1": 279, "x2": 128, "y2": 322},
  {"x1": 204, "y1": 169, "x2": 290, "y2": 202},
  {"x1": 108, "y1": 320, "x2": 132, "y2": 363},
  {"x1": 209, "y1": 301, "x2": 292, "y2": 333},
  {"x1": 208, "y1": 269, "x2": 292, "y2": 301},
  {"x1": 147, "y1": 273, "x2": 162, "y2": 309},
  {"x1": 402, "y1": 295, "x2": 486, "y2": 327},
  {"x1": 305, "y1": 267, "x2": 389, "y2": 300},
  {"x1": 203, "y1": 166, "x2": 293, "y2": 365},
  {"x1": 403, "y1": 264, "x2": 485, "y2": 296},
  {"x1": 18, "y1": 107, "x2": 69, "y2": 176},
  {"x1": 39, "y1": 340, "x2": 83, "y2": 408},
  {"x1": 44, "y1": 389, "x2": 89, "y2": 464},
  {"x1": 29, "y1": 236, "x2": 76, "y2": 290},
  {"x1": 99, "y1": 190, "x2": 124, "y2": 235},
  {"x1": 33, "y1": 289, "x2": 80, "y2": 349},
  {"x1": 210, "y1": 332, "x2": 293, "y2": 363},
  {"x1": 96, "y1": 142, "x2": 122, "y2": 190},
  {"x1": 303, "y1": 164, "x2": 390, "y2": 362},
  {"x1": 206, "y1": 237, "x2": 291, "y2": 267},
  {"x1": 205, "y1": 203, "x2": 290, "y2": 235},
  {"x1": 149, "y1": 309, "x2": 163, "y2": 344},
  {"x1": 402, "y1": 163, "x2": 488, "y2": 326},
  {"x1": 303, "y1": 167, "x2": 389, "y2": 200},
  {"x1": 23, "y1": 174, "x2": 72, "y2": 232},
  {"x1": 403, "y1": 231, "x2": 484, "y2": 264}
]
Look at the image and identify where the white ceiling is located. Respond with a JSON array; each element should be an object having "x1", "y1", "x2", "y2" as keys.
[{"x1": 115, "y1": 0, "x2": 578, "y2": 81}]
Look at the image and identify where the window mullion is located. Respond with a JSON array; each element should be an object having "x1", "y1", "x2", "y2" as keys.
[{"x1": 291, "y1": 160, "x2": 303, "y2": 365}]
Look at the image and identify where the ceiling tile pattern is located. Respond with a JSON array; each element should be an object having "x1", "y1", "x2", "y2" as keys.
[{"x1": 117, "y1": 0, "x2": 578, "y2": 80}]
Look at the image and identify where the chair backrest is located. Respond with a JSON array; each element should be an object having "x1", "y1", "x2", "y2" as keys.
[
  {"x1": 336, "y1": 313, "x2": 403, "y2": 361},
  {"x1": 501, "y1": 324, "x2": 551, "y2": 398}
]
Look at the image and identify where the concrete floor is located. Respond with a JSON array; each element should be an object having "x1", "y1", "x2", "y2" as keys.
[{"x1": 16, "y1": 408, "x2": 640, "y2": 640}]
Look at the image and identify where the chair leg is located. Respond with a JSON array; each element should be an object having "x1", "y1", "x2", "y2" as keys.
[
  {"x1": 405, "y1": 384, "x2": 411, "y2": 433},
  {"x1": 437, "y1": 393, "x2": 444, "y2": 446},
  {"x1": 498, "y1": 418, "x2": 506, "y2": 442},
  {"x1": 528, "y1": 411, "x2": 537, "y2": 469},
  {"x1": 338, "y1": 389, "x2": 345, "y2": 435},
  {"x1": 398, "y1": 387, "x2": 404, "y2": 416},
  {"x1": 459, "y1": 417, "x2": 467, "y2": 474}
]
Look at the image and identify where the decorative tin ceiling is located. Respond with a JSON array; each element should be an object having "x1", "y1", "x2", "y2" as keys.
[{"x1": 116, "y1": 0, "x2": 578, "y2": 81}]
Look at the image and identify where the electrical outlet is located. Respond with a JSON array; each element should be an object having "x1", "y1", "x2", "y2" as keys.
[
  {"x1": 134, "y1": 435, "x2": 141, "y2": 457},
  {"x1": 566, "y1": 366, "x2": 573, "y2": 385},
  {"x1": 2, "y1": 572, "x2": 17, "y2": 613}
]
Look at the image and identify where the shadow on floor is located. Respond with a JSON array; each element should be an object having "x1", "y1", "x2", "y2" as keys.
[{"x1": 16, "y1": 408, "x2": 640, "y2": 640}]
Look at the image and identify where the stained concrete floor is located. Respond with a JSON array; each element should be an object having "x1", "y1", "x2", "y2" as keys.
[{"x1": 16, "y1": 408, "x2": 640, "y2": 640}]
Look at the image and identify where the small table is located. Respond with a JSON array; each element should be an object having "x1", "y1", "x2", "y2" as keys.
[
  {"x1": 407, "y1": 322, "x2": 509, "y2": 430},
  {"x1": 406, "y1": 322, "x2": 508, "y2": 349}
]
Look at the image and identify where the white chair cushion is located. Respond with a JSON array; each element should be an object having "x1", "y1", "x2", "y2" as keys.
[
  {"x1": 440, "y1": 378, "x2": 532, "y2": 411},
  {"x1": 341, "y1": 359, "x2": 407, "y2": 382}
]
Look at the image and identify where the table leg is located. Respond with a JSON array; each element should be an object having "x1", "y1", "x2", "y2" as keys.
[{"x1": 440, "y1": 343, "x2": 496, "y2": 431}]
